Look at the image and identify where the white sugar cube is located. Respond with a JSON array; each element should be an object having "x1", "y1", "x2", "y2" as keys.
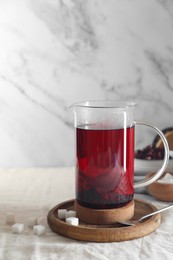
[
  {"x1": 12, "y1": 223, "x2": 24, "y2": 234},
  {"x1": 26, "y1": 217, "x2": 38, "y2": 227},
  {"x1": 6, "y1": 212, "x2": 15, "y2": 224},
  {"x1": 57, "y1": 209, "x2": 67, "y2": 219},
  {"x1": 66, "y1": 217, "x2": 79, "y2": 226},
  {"x1": 33, "y1": 225, "x2": 46, "y2": 236},
  {"x1": 65, "y1": 210, "x2": 76, "y2": 218}
]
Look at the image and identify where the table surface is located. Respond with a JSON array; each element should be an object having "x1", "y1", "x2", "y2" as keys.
[{"x1": 0, "y1": 167, "x2": 173, "y2": 260}]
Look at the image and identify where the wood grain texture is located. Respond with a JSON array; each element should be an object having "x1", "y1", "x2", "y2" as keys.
[
  {"x1": 47, "y1": 199, "x2": 161, "y2": 242},
  {"x1": 146, "y1": 172, "x2": 173, "y2": 201},
  {"x1": 74, "y1": 200, "x2": 134, "y2": 224},
  {"x1": 154, "y1": 130, "x2": 173, "y2": 150}
]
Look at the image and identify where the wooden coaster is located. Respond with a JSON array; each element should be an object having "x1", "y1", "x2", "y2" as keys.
[
  {"x1": 47, "y1": 199, "x2": 161, "y2": 242},
  {"x1": 74, "y1": 200, "x2": 134, "y2": 224}
]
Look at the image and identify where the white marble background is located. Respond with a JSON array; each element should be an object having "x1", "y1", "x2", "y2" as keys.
[{"x1": 0, "y1": 0, "x2": 172, "y2": 167}]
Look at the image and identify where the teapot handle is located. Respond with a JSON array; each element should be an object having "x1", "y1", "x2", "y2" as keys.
[{"x1": 134, "y1": 121, "x2": 169, "y2": 189}]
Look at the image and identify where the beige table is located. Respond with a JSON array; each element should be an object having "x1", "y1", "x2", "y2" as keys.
[{"x1": 0, "y1": 168, "x2": 173, "y2": 260}]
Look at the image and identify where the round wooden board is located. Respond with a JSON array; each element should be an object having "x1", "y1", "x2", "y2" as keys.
[
  {"x1": 47, "y1": 199, "x2": 161, "y2": 242},
  {"x1": 146, "y1": 172, "x2": 173, "y2": 201},
  {"x1": 153, "y1": 128, "x2": 173, "y2": 150}
]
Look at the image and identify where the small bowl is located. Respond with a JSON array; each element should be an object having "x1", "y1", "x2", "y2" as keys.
[
  {"x1": 146, "y1": 172, "x2": 173, "y2": 201},
  {"x1": 135, "y1": 158, "x2": 173, "y2": 175}
]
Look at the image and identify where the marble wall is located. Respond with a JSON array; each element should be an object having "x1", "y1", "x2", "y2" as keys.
[{"x1": 0, "y1": 0, "x2": 172, "y2": 167}]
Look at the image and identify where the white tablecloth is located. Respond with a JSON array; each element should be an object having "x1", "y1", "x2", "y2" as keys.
[{"x1": 0, "y1": 168, "x2": 173, "y2": 260}]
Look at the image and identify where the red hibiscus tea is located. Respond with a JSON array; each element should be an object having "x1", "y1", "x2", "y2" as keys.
[
  {"x1": 71, "y1": 101, "x2": 169, "y2": 211},
  {"x1": 76, "y1": 125, "x2": 134, "y2": 209}
]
